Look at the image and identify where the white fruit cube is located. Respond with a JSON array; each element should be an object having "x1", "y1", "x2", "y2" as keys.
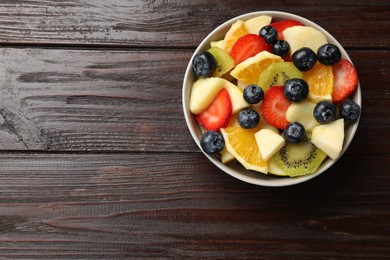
[
  {"x1": 245, "y1": 15, "x2": 272, "y2": 34},
  {"x1": 210, "y1": 40, "x2": 224, "y2": 49},
  {"x1": 190, "y1": 77, "x2": 226, "y2": 114},
  {"x1": 286, "y1": 99, "x2": 319, "y2": 131},
  {"x1": 308, "y1": 93, "x2": 333, "y2": 104},
  {"x1": 224, "y1": 81, "x2": 250, "y2": 114},
  {"x1": 221, "y1": 147, "x2": 235, "y2": 164},
  {"x1": 311, "y1": 119, "x2": 344, "y2": 160},
  {"x1": 258, "y1": 117, "x2": 279, "y2": 134},
  {"x1": 236, "y1": 80, "x2": 247, "y2": 91},
  {"x1": 255, "y1": 129, "x2": 285, "y2": 161},
  {"x1": 283, "y1": 26, "x2": 328, "y2": 55}
]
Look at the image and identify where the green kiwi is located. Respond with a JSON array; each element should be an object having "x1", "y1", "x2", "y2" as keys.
[
  {"x1": 207, "y1": 47, "x2": 235, "y2": 77},
  {"x1": 257, "y1": 62, "x2": 302, "y2": 92},
  {"x1": 268, "y1": 134, "x2": 327, "y2": 177}
]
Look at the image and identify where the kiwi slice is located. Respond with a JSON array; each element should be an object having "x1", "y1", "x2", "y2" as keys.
[
  {"x1": 268, "y1": 134, "x2": 327, "y2": 177},
  {"x1": 207, "y1": 47, "x2": 235, "y2": 77},
  {"x1": 257, "y1": 62, "x2": 302, "y2": 92}
]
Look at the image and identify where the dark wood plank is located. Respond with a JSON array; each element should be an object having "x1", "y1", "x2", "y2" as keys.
[
  {"x1": 0, "y1": 0, "x2": 387, "y2": 48},
  {"x1": 0, "y1": 152, "x2": 388, "y2": 258},
  {"x1": 0, "y1": 48, "x2": 388, "y2": 153},
  {"x1": 0, "y1": 48, "x2": 195, "y2": 152}
]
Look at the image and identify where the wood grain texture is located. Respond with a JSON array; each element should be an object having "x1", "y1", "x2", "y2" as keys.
[
  {"x1": 0, "y1": 48, "x2": 194, "y2": 151},
  {"x1": 0, "y1": 0, "x2": 387, "y2": 48},
  {"x1": 0, "y1": 48, "x2": 388, "y2": 152},
  {"x1": 0, "y1": 153, "x2": 388, "y2": 258}
]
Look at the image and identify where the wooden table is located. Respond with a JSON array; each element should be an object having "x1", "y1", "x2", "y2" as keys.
[{"x1": 0, "y1": 1, "x2": 388, "y2": 258}]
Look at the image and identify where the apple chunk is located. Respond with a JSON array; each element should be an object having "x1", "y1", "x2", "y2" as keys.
[
  {"x1": 286, "y1": 99, "x2": 319, "y2": 131},
  {"x1": 255, "y1": 128, "x2": 285, "y2": 161},
  {"x1": 224, "y1": 81, "x2": 250, "y2": 113},
  {"x1": 190, "y1": 77, "x2": 226, "y2": 114},
  {"x1": 245, "y1": 15, "x2": 272, "y2": 34},
  {"x1": 283, "y1": 26, "x2": 328, "y2": 55},
  {"x1": 311, "y1": 119, "x2": 344, "y2": 160}
]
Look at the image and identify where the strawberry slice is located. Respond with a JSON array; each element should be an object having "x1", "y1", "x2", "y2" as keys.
[
  {"x1": 260, "y1": 86, "x2": 291, "y2": 129},
  {"x1": 282, "y1": 55, "x2": 292, "y2": 62},
  {"x1": 230, "y1": 34, "x2": 268, "y2": 65},
  {"x1": 270, "y1": 19, "x2": 304, "y2": 40},
  {"x1": 332, "y1": 59, "x2": 358, "y2": 104},
  {"x1": 195, "y1": 89, "x2": 232, "y2": 131}
]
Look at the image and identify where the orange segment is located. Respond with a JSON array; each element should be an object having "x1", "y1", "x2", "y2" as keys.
[
  {"x1": 230, "y1": 51, "x2": 283, "y2": 85},
  {"x1": 222, "y1": 20, "x2": 248, "y2": 53},
  {"x1": 303, "y1": 62, "x2": 333, "y2": 102},
  {"x1": 221, "y1": 124, "x2": 268, "y2": 173}
]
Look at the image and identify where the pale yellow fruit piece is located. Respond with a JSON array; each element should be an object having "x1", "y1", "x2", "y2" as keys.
[
  {"x1": 224, "y1": 81, "x2": 250, "y2": 114},
  {"x1": 190, "y1": 77, "x2": 225, "y2": 114},
  {"x1": 255, "y1": 129, "x2": 285, "y2": 161},
  {"x1": 258, "y1": 114, "x2": 279, "y2": 133},
  {"x1": 286, "y1": 99, "x2": 319, "y2": 131},
  {"x1": 236, "y1": 80, "x2": 247, "y2": 90},
  {"x1": 225, "y1": 113, "x2": 239, "y2": 128},
  {"x1": 230, "y1": 51, "x2": 283, "y2": 85},
  {"x1": 311, "y1": 119, "x2": 344, "y2": 160},
  {"x1": 223, "y1": 20, "x2": 248, "y2": 53},
  {"x1": 221, "y1": 147, "x2": 235, "y2": 164},
  {"x1": 283, "y1": 26, "x2": 328, "y2": 55},
  {"x1": 245, "y1": 15, "x2": 272, "y2": 34},
  {"x1": 210, "y1": 40, "x2": 224, "y2": 49},
  {"x1": 221, "y1": 124, "x2": 268, "y2": 173},
  {"x1": 309, "y1": 93, "x2": 332, "y2": 103}
]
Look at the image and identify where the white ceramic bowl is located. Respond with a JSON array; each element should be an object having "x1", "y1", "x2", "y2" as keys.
[{"x1": 182, "y1": 11, "x2": 361, "y2": 187}]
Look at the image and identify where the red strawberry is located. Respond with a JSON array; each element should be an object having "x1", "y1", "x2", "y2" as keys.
[
  {"x1": 332, "y1": 59, "x2": 358, "y2": 104},
  {"x1": 270, "y1": 19, "x2": 304, "y2": 40},
  {"x1": 260, "y1": 86, "x2": 291, "y2": 129},
  {"x1": 282, "y1": 55, "x2": 292, "y2": 62},
  {"x1": 265, "y1": 43, "x2": 273, "y2": 53},
  {"x1": 195, "y1": 89, "x2": 232, "y2": 131},
  {"x1": 230, "y1": 34, "x2": 268, "y2": 65}
]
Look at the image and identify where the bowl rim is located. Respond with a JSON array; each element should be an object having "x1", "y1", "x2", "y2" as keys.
[{"x1": 182, "y1": 11, "x2": 361, "y2": 187}]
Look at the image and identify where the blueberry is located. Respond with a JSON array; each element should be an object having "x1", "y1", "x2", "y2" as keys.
[
  {"x1": 317, "y1": 44, "x2": 342, "y2": 66},
  {"x1": 243, "y1": 84, "x2": 264, "y2": 104},
  {"x1": 272, "y1": 40, "x2": 290, "y2": 57},
  {"x1": 292, "y1": 47, "x2": 317, "y2": 71},
  {"x1": 192, "y1": 52, "x2": 216, "y2": 78},
  {"x1": 200, "y1": 131, "x2": 224, "y2": 155},
  {"x1": 313, "y1": 101, "x2": 337, "y2": 123},
  {"x1": 284, "y1": 122, "x2": 306, "y2": 143},
  {"x1": 284, "y1": 78, "x2": 309, "y2": 102},
  {"x1": 259, "y1": 25, "x2": 278, "y2": 44},
  {"x1": 339, "y1": 99, "x2": 361, "y2": 122},
  {"x1": 238, "y1": 108, "x2": 260, "y2": 129}
]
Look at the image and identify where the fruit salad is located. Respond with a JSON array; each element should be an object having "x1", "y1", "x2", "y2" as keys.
[{"x1": 189, "y1": 15, "x2": 361, "y2": 177}]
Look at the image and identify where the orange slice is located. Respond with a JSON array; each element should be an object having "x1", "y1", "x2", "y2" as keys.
[
  {"x1": 222, "y1": 20, "x2": 248, "y2": 53},
  {"x1": 303, "y1": 62, "x2": 333, "y2": 102},
  {"x1": 221, "y1": 123, "x2": 268, "y2": 173},
  {"x1": 230, "y1": 51, "x2": 283, "y2": 85}
]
